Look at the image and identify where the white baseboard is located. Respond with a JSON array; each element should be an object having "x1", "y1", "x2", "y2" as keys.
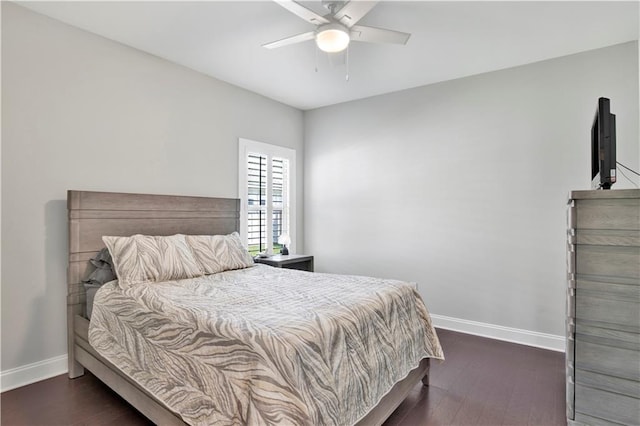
[
  {"x1": 430, "y1": 314, "x2": 566, "y2": 352},
  {"x1": 0, "y1": 315, "x2": 564, "y2": 392},
  {"x1": 1, "y1": 354, "x2": 68, "y2": 392}
]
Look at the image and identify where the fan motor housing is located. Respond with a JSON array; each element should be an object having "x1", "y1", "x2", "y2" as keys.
[{"x1": 322, "y1": 0, "x2": 346, "y2": 13}]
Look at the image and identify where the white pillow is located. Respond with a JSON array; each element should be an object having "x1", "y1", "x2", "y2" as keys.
[
  {"x1": 185, "y1": 232, "x2": 254, "y2": 274},
  {"x1": 103, "y1": 234, "x2": 204, "y2": 289}
]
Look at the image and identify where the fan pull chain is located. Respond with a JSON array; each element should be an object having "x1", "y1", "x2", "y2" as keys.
[
  {"x1": 315, "y1": 45, "x2": 318, "y2": 73},
  {"x1": 345, "y1": 46, "x2": 350, "y2": 81}
]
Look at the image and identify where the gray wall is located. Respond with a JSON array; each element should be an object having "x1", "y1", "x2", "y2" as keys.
[
  {"x1": 304, "y1": 42, "x2": 639, "y2": 338},
  {"x1": 1, "y1": 3, "x2": 304, "y2": 372},
  {"x1": 2, "y1": 1, "x2": 638, "y2": 377}
]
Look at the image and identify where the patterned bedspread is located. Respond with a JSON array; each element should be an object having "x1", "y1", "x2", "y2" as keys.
[{"x1": 89, "y1": 264, "x2": 443, "y2": 425}]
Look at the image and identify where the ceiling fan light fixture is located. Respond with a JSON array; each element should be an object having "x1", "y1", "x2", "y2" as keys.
[{"x1": 315, "y1": 24, "x2": 350, "y2": 53}]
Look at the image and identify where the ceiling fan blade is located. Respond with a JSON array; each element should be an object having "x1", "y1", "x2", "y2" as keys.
[
  {"x1": 350, "y1": 25, "x2": 411, "y2": 45},
  {"x1": 334, "y1": 1, "x2": 379, "y2": 28},
  {"x1": 274, "y1": 0, "x2": 330, "y2": 25},
  {"x1": 262, "y1": 31, "x2": 316, "y2": 49}
]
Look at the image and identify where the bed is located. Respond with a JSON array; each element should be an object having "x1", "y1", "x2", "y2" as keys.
[{"x1": 67, "y1": 190, "x2": 443, "y2": 425}]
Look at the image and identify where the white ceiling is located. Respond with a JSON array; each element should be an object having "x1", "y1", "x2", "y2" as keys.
[{"x1": 18, "y1": 1, "x2": 640, "y2": 110}]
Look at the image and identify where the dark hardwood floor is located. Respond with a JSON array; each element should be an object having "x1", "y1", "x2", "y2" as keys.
[
  {"x1": 384, "y1": 329, "x2": 566, "y2": 426},
  {"x1": 1, "y1": 329, "x2": 566, "y2": 425}
]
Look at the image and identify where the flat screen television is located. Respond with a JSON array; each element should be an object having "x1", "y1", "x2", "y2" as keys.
[{"x1": 591, "y1": 97, "x2": 616, "y2": 189}]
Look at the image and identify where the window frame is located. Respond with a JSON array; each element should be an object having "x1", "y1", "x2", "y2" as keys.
[{"x1": 238, "y1": 138, "x2": 296, "y2": 255}]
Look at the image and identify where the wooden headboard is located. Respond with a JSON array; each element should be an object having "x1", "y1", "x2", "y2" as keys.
[{"x1": 67, "y1": 190, "x2": 240, "y2": 378}]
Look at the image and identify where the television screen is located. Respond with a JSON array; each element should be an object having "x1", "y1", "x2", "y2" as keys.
[{"x1": 591, "y1": 97, "x2": 616, "y2": 189}]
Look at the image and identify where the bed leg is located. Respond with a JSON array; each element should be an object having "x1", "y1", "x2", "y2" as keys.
[
  {"x1": 68, "y1": 305, "x2": 85, "y2": 378},
  {"x1": 421, "y1": 374, "x2": 429, "y2": 387},
  {"x1": 421, "y1": 359, "x2": 430, "y2": 387},
  {"x1": 68, "y1": 359, "x2": 85, "y2": 379}
]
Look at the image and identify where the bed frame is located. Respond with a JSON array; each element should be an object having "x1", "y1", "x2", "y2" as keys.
[{"x1": 67, "y1": 190, "x2": 430, "y2": 426}]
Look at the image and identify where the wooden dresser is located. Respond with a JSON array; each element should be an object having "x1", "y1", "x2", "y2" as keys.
[{"x1": 566, "y1": 189, "x2": 640, "y2": 426}]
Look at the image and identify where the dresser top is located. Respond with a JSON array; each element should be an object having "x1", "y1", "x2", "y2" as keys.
[{"x1": 568, "y1": 188, "x2": 639, "y2": 201}]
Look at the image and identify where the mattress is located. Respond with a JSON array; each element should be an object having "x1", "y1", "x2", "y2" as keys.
[{"x1": 89, "y1": 264, "x2": 444, "y2": 425}]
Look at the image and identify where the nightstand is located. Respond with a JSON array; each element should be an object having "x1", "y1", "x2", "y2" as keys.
[{"x1": 254, "y1": 254, "x2": 314, "y2": 272}]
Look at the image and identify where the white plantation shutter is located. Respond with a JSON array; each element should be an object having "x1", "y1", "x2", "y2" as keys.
[
  {"x1": 239, "y1": 139, "x2": 295, "y2": 256},
  {"x1": 247, "y1": 153, "x2": 267, "y2": 254},
  {"x1": 272, "y1": 157, "x2": 290, "y2": 252}
]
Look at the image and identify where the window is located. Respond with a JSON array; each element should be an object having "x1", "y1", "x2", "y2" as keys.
[{"x1": 239, "y1": 139, "x2": 296, "y2": 256}]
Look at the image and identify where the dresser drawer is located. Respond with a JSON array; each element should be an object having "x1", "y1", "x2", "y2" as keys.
[
  {"x1": 576, "y1": 245, "x2": 640, "y2": 280},
  {"x1": 575, "y1": 339, "x2": 640, "y2": 381},
  {"x1": 574, "y1": 384, "x2": 640, "y2": 425},
  {"x1": 576, "y1": 198, "x2": 640, "y2": 230},
  {"x1": 575, "y1": 368, "x2": 640, "y2": 399},
  {"x1": 576, "y1": 291, "x2": 640, "y2": 331},
  {"x1": 574, "y1": 412, "x2": 628, "y2": 426}
]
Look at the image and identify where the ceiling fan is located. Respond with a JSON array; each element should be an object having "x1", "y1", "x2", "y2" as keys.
[{"x1": 263, "y1": 0, "x2": 411, "y2": 53}]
